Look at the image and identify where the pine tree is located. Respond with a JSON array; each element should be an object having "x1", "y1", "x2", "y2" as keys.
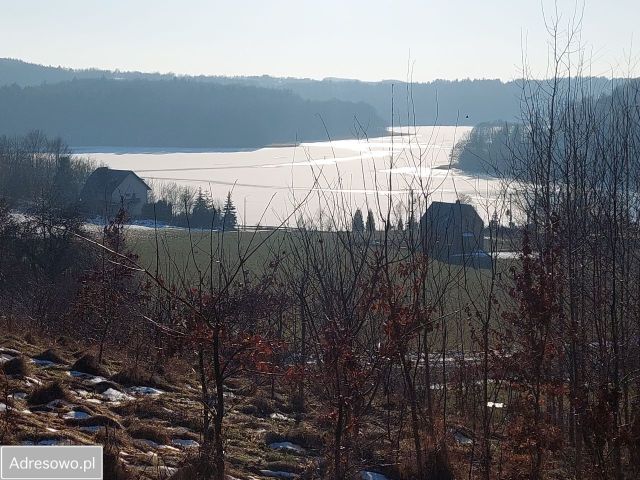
[
  {"x1": 51, "y1": 156, "x2": 78, "y2": 208},
  {"x1": 222, "y1": 192, "x2": 237, "y2": 230},
  {"x1": 397, "y1": 215, "x2": 404, "y2": 231},
  {"x1": 191, "y1": 189, "x2": 212, "y2": 228},
  {"x1": 352, "y1": 208, "x2": 365, "y2": 233},
  {"x1": 407, "y1": 212, "x2": 417, "y2": 232},
  {"x1": 365, "y1": 209, "x2": 376, "y2": 233}
]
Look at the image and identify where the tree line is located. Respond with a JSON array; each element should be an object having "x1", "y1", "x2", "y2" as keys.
[{"x1": 0, "y1": 78, "x2": 385, "y2": 148}]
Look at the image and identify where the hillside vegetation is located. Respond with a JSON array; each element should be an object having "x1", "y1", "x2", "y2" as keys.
[{"x1": 0, "y1": 76, "x2": 384, "y2": 148}]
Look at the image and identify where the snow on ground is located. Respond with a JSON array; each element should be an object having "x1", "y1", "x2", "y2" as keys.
[
  {"x1": 270, "y1": 413, "x2": 294, "y2": 422},
  {"x1": 68, "y1": 371, "x2": 107, "y2": 384},
  {"x1": 128, "y1": 386, "x2": 163, "y2": 396},
  {"x1": 172, "y1": 439, "x2": 199, "y2": 448},
  {"x1": 63, "y1": 410, "x2": 92, "y2": 420},
  {"x1": 361, "y1": 472, "x2": 391, "y2": 480},
  {"x1": 454, "y1": 431, "x2": 473, "y2": 445},
  {"x1": 31, "y1": 359, "x2": 58, "y2": 368},
  {"x1": 79, "y1": 426, "x2": 102, "y2": 433},
  {"x1": 259, "y1": 470, "x2": 297, "y2": 479},
  {"x1": 269, "y1": 441, "x2": 306, "y2": 454},
  {"x1": 0, "y1": 353, "x2": 16, "y2": 363},
  {"x1": 101, "y1": 388, "x2": 134, "y2": 402}
]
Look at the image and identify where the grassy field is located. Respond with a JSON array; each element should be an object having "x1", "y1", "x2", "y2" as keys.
[
  {"x1": 126, "y1": 227, "x2": 517, "y2": 281},
  {"x1": 124, "y1": 226, "x2": 518, "y2": 349}
]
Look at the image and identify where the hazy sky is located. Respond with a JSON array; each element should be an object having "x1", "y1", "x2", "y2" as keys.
[{"x1": 1, "y1": 0, "x2": 638, "y2": 82}]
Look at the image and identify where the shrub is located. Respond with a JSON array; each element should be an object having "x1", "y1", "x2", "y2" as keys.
[
  {"x1": 34, "y1": 349, "x2": 67, "y2": 364},
  {"x1": 1, "y1": 356, "x2": 31, "y2": 377},
  {"x1": 71, "y1": 354, "x2": 108, "y2": 376},
  {"x1": 127, "y1": 422, "x2": 170, "y2": 445},
  {"x1": 27, "y1": 381, "x2": 69, "y2": 405}
]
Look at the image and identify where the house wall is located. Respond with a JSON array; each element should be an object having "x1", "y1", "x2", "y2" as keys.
[{"x1": 110, "y1": 173, "x2": 148, "y2": 216}]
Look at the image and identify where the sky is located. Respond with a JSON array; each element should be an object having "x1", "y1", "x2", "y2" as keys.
[{"x1": 0, "y1": 0, "x2": 638, "y2": 82}]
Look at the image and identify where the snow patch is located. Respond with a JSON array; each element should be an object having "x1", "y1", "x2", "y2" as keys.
[
  {"x1": 0, "y1": 348, "x2": 21, "y2": 355},
  {"x1": 68, "y1": 371, "x2": 106, "y2": 384},
  {"x1": 454, "y1": 431, "x2": 473, "y2": 445},
  {"x1": 31, "y1": 359, "x2": 57, "y2": 368},
  {"x1": 360, "y1": 472, "x2": 391, "y2": 480},
  {"x1": 101, "y1": 388, "x2": 133, "y2": 402},
  {"x1": 487, "y1": 401, "x2": 504, "y2": 408},
  {"x1": 259, "y1": 470, "x2": 297, "y2": 479},
  {"x1": 172, "y1": 439, "x2": 199, "y2": 448},
  {"x1": 269, "y1": 441, "x2": 306, "y2": 454},
  {"x1": 270, "y1": 413, "x2": 294, "y2": 422},
  {"x1": 0, "y1": 354, "x2": 16, "y2": 364},
  {"x1": 63, "y1": 410, "x2": 92, "y2": 420},
  {"x1": 24, "y1": 377, "x2": 42, "y2": 386},
  {"x1": 79, "y1": 426, "x2": 102, "y2": 433},
  {"x1": 23, "y1": 439, "x2": 62, "y2": 446},
  {"x1": 128, "y1": 386, "x2": 163, "y2": 396}
]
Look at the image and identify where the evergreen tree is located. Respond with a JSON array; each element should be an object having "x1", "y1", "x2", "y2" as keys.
[
  {"x1": 51, "y1": 156, "x2": 78, "y2": 208},
  {"x1": 407, "y1": 212, "x2": 417, "y2": 232},
  {"x1": 397, "y1": 215, "x2": 404, "y2": 231},
  {"x1": 365, "y1": 209, "x2": 376, "y2": 233},
  {"x1": 352, "y1": 208, "x2": 365, "y2": 233},
  {"x1": 222, "y1": 192, "x2": 237, "y2": 230},
  {"x1": 191, "y1": 189, "x2": 213, "y2": 228}
]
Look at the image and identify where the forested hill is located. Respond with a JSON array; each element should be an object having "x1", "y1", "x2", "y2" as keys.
[
  {"x1": 0, "y1": 58, "x2": 617, "y2": 127},
  {"x1": 0, "y1": 78, "x2": 385, "y2": 148}
]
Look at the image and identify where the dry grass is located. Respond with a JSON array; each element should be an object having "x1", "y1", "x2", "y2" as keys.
[
  {"x1": 34, "y1": 348, "x2": 67, "y2": 364},
  {"x1": 27, "y1": 381, "x2": 70, "y2": 405},
  {"x1": 66, "y1": 414, "x2": 124, "y2": 430},
  {"x1": 111, "y1": 365, "x2": 173, "y2": 391},
  {"x1": 264, "y1": 425, "x2": 324, "y2": 450},
  {"x1": 127, "y1": 421, "x2": 171, "y2": 445},
  {"x1": 71, "y1": 353, "x2": 109, "y2": 376},
  {"x1": 1, "y1": 356, "x2": 32, "y2": 377}
]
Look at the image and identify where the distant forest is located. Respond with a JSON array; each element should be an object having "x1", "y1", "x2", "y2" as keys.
[
  {"x1": 453, "y1": 81, "x2": 640, "y2": 176},
  {"x1": 0, "y1": 61, "x2": 384, "y2": 148},
  {"x1": 0, "y1": 58, "x2": 616, "y2": 130}
]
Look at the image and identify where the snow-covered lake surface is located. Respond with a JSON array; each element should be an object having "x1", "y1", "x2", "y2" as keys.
[{"x1": 80, "y1": 126, "x2": 507, "y2": 227}]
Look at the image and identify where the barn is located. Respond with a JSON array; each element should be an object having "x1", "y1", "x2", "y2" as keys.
[
  {"x1": 420, "y1": 200, "x2": 487, "y2": 265},
  {"x1": 81, "y1": 167, "x2": 150, "y2": 217}
]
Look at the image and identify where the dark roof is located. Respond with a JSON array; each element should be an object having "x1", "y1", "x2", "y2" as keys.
[
  {"x1": 81, "y1": 167, "x2": 150, "y2": 200},
  {"x1": 422, "y1": 201, "x2": 483, "y2": 228}
]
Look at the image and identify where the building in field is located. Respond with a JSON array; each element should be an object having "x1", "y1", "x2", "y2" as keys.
[
  {"x1": 81, "y1": 167, "x2": 150, "y2": 217},
  {"x1": 420, "y1": 200, "x2": 488, "y2": 266}
]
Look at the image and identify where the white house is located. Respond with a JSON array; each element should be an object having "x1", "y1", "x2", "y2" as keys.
[{"x1": 81, "y1": 167, "x2": 150, "y2": 217}]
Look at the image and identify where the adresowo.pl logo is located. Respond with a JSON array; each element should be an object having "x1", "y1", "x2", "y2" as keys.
[{"x1": 1, "y1": 446, "x2": 102, "y2": 480}]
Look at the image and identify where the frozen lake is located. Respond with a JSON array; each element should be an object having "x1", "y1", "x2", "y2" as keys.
[{"x1": 79, "y1": 126, "x2": 507, "y2": 227}]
